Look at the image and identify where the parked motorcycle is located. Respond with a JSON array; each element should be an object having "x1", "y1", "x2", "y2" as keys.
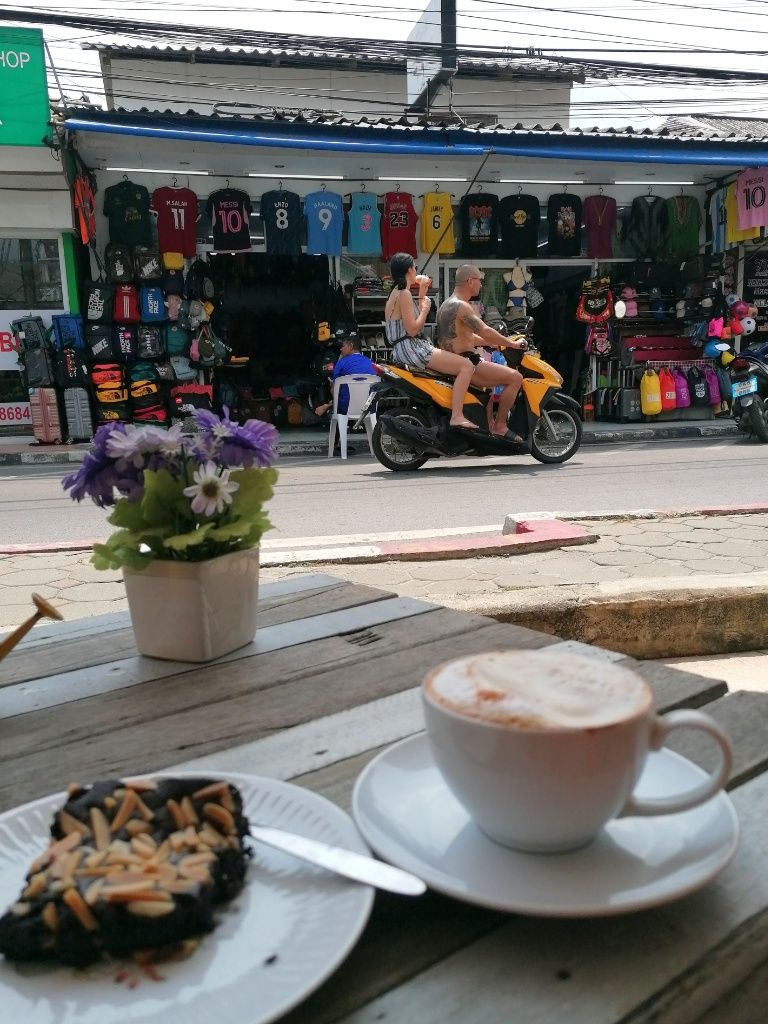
[
  {"x1": 729, "y1": 340, "x2": 768, "y2": 442},
  {"x1": 363, "y1": 320, "x2": 582, "y2": 472}
]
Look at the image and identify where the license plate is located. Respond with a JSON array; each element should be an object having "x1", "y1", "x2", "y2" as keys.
[{"x1": 732, "y1": 376, "x2": 758, "y2": 398}]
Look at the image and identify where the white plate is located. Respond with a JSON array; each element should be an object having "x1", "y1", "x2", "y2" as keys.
[
  {"x1": 352, "y1": 734, "x2": 740, "y2": 917},
  {"x1": 0, "y1": 771, "x2": 374, "y2": 1024}
]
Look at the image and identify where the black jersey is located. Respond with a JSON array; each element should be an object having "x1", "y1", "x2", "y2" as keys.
[
  {"x1": 206, "y1": 188, "x2": 252, "y2": 252},
  {"x1": 260, "y1": 190, "x2": 302, "y2": 255}
]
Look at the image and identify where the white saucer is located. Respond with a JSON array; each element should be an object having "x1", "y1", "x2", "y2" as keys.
[{"x1": 352, "y1": 734, "x2": 739, "y2": 917}]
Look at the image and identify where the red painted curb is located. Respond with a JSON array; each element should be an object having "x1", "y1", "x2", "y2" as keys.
[{"x1": 376, "y1": 520, "x2": 594, "y2": 561}]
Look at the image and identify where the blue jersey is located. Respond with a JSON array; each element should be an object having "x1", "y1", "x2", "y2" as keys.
[
  {"x1": 305, "y1": 191, "x2": 343, "y2": 256},
  {"x1": 347, "y1": 192, "x2": 382, "y2": 255}
]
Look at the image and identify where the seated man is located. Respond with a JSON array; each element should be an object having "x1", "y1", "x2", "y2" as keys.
[{"x1": 314, "y1": 334, "x2": 377, "y2": 418}]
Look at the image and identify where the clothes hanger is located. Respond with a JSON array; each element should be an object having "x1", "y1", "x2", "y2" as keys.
[
  {"x1": 172, "y1": 176, "x2": 179, "y2": 188},
  {"x1": 226, "y1": 178, "x2": 230, "y2": 188},
  {"x1": 395, "y1": 182, "x2": 401, "y2": 192},
  {"x1": 563, "y1": 183, "x2": 568, "y2": 193},
  {"x1": 361, "y1": 182, "x2": 367, "y2": 193},
  {"x1": 517, "y1": 185, "x2": 523, "y2": 196},
  {"x1": 321, "y1": 182, "x2": 327, "y2": 192},
  {"x1": 599, "y1": 186, "x2": 604, "y2": 195},
  {"x1": 278, "y1": 180, "x2": 283, "y2": 191}
]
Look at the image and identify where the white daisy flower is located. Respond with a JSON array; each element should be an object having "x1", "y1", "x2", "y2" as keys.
[{"x1": 183, "y1": 461, "x2": 239, "y2": 517}]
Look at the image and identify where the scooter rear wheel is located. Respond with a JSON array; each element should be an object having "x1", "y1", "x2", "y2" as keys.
[
  {"x1": 748, "y1": 398, "x2": 768, "y2": 442},
  {"x1": 372, "y1": 409, "x2": 431, "y2": 472}
]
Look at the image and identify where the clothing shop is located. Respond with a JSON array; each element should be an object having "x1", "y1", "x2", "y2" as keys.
[{"x1": 23, "y1": 103, "x2": 768, "y2": 440}]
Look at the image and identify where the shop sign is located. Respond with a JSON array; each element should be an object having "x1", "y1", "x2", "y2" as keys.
[
  {"x1": 0, "y1": 402, "x2": 31, "y2": 425},
  {"x1": 742, "y1": 254, "x2": 768, "y2": 335},
  {"x1": 0, "y1": 28, "x2": 49, "y2": 147}
]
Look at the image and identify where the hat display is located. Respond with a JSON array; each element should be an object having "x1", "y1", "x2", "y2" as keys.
[{"x1": 613, "y1": 299, "x2": 626, "y2": 319}]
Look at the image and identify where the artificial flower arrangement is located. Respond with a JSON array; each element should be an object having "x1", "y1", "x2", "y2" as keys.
[{"x1": 63, "y1": 410, "x2": 278, "y2": 571}]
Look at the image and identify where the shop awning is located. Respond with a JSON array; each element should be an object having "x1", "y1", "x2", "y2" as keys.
[{"x1": 65, "y1": 108, "x2": 768, "y2": 167}]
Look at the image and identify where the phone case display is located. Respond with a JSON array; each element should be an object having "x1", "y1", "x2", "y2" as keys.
[
  {"x1": 664, "y1": 196, "x2": 701, "y2": 262},
  {"x1": 459, "y1": 193, "x2": 499, "y2": 258},
  {"x1": 547, "y1": 192, "x2": 582, "y2": 257},
  {"x1": 103, "y1": 180, "x2": 152, "y2": 247},
  {"x1": 498, "y1": 194, "x2": 540, "y2": 258},
  {"x1": 151, "y1": 186, "x2": 199, "y2": 258},
  {"x1": 347, "y1": 192, "x2": 382, "y2": 255},
  {"x1": 381, "y1": 191, "x2": 418, "y2": 260},
  {"x1": 206, "y1": 188, "x2": 253, "y2": 253},
  {"x1": 583, "y1": 195, "x2": 617, "y2": 259},
  {"x1": 304, "y1": 190, "x2": 344, "y2": 256},
  {"x1": 420, "y1": 192, "x2": 455, "y2": 255},
  {"x1": 260, "y1": 189, "x2": 302, "y2": 256}
]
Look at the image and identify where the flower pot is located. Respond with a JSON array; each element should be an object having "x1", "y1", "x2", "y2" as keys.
[{"x1": 123, "y1": 548, "x2": 259, "y2": 662}]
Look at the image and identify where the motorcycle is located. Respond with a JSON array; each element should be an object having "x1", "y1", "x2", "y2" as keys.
[
  {"x1": 361, "y1": 319, "x2": 582, "y2": 472},
  {"x1": 729, "y1": 340, "x2": 768, "y2": 443}
]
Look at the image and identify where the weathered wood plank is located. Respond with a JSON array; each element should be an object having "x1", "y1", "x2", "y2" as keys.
[
  {"x1": 625, "y1": 659, "x2": 729, "y2": 712},
  {"x1": 0, "y1": 579, "x2": 394, "y2": 688}
]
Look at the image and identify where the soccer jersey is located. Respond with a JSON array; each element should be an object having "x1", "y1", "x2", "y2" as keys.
[
  {"x1": 304, "y1": 191, "x2": 344, "y2": 256},
  {"x1": 736, "y1": 168, "x2": 768, "y2": 230},
  {"x1": 499, "y1": 194, "x2": 540, "y2": 258},
  {"x1": 103, "y1": 180, "x2": 152, "y2": 247},
  {"x1": 347, "y1": 192, "x2": 382, "y2": 255},
  {"x1": 459, "y1": 193, "x2": 499, "y2": 257},
  {"x1": 420, "y1": 192, "x2": 455, "y2": 254},
  {"x1": 381, "y1": 192, "x2": 418, "y2": 260},
  {"x1": 583, "y1": 195, "x2": 617, "y2": 259},
  {"x1": 547, "y1": 193, "x2": 582, "y2": 257},
  {"x1": 260, "y1": 190, "x2": 302, "y2": 256},
  {"x1": 151, "y1": 186, "x2": 199, "y2": 257},
  {"x1": 726, "y1": 182, "x2": 760, "y2": 245},
  {"x1": 710, "y1": 187, "x2": 727, "y2": 255},
  {"x1": 206, "y1": 188, "x2": 252, "y2": 252}
]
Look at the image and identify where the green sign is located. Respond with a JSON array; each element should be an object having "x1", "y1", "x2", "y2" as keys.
[{"x1": 0, "y1": 28, "x2": 49, "y2": 146}]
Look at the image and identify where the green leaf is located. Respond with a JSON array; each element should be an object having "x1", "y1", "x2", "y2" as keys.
[
  {"x1": 163, "y1": 521, "x2": 215, "y2": 551},
  {"x1": 229, "y1": 468, "x2": 277, "y2": 520},
  {"x1": 108, "y1": 499, "x2": 149, "y2": 531},
  {"x1": 141, "y1": 469, "x2": 189, "y2": 528},
  {"x1": 207, "y1": 517, "x2": 250, "y2": 542}
]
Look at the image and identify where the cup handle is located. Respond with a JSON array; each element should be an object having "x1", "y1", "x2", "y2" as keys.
[{"x1": 621, "y1": 710, "x2": 733, "y2": 817}]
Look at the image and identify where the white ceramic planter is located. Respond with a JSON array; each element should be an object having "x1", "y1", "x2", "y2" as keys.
[{"x1": 123, "y1": 547, "x2": 260, "y2": 662}]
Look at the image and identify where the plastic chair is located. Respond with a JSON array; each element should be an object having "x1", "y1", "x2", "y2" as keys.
[{"x1": 327, "y1": 374, "x2": 378, "y2": 459}]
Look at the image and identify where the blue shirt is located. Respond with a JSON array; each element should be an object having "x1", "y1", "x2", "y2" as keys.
[
  {"x1": 333, "y1": 352, "x2": 376, "y2": 414},
  {"x1": 305, "y1": 191, "x2": 344, "y2": 256}
]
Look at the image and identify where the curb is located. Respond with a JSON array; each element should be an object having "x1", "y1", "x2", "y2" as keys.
[
  {"x1": 581, "y1": 422, "x2": 738, "y2": 444},
  {"x1": 504, "y1": 503, "x2": 768, "y2": 529}
]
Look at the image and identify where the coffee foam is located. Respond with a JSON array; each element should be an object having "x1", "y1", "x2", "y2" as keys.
[{"x1": 425, "y1": 650, "x2": 651, "y2": 729}]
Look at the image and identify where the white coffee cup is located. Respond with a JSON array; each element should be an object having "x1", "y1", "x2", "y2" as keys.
[{"x1": 422, "y1": 649, "x2": 733, "y2": 853}]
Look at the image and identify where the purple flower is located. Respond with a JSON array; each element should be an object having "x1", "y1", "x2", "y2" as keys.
[
  {"x1": 193, "y1": 408, "x2": 278, "y2": 468},
  {"x1": 62, "y1": 423, "x2": 135, "y2": 507}
]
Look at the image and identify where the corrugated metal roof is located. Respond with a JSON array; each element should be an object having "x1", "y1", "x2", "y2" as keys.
[{"x1": 660, "y1": 114, "x2": 768, "y2": 140}]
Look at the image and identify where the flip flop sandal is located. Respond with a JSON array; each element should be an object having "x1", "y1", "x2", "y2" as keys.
[{"x1": 493, "y1": 429, "x2": 525, "y2": 444}]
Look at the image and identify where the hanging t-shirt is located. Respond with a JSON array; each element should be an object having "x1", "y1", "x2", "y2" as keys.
[
  {"x1": 206, "y1": 188, "x2": 252, "y2": 253},
  {"x1": 103, "y1": 180, "x2": 152, "y2": 247},
  {"x1": 547, "y1": 193, "x2": 582, "y2": 257},
  {"x1": 151, "y1": 186, "x2": 199, "y2": 257},
  {"x1": 621, "y1": 195, "x2": 667, "y2": 259},
  {"x1": 420, "y1": 192, "x2": 455, "y2": 255},
  {"x1": 663, "y1": 195, "x2": 701, "y2": 262},
  {"x1": 710, "y1": 187, "x2": 727, "y2": 255},
  {"x1": 725, "y1": 182, "x2": 760, "y2": 245},
  {"x1": 459, "y1": 193, "x2": 499, "y2": 257},
  {"x1": 381, "y1": 192, "x2": 418, "y2": 260},
  {"x1": 583, "y1": 195, "x2": 617, "y2": 259},
  {"x1": 347, "y1": 193, "x2": 382, "y2": 255},
  {"x1": 304, "y1": 191, "x2": 344, "y2": 256},
  {"x1": 498, "y1": 194, "x2": 540, "y2": 258},
  {"x1": 736, "y1": 168, "x2": 768, "y2": 230},
  {"x1": 260, "y1": 190, "x2": 302, "y2": 256}
]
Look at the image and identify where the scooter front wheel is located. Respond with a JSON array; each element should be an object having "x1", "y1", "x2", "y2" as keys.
[
  {"x1": 372, "y1": 409, "x2": 431, "y2": 471},
  {"x1": 748, "y1": 398, "x2": 768, "y2": 442},
  {"x1": 530, "y1": 408, "x2": 582, "y2": 464}
]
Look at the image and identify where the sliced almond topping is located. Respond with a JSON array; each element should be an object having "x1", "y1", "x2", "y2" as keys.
[
  {"x1": 198, "y1": 822, "x2": 227, "y2": 849},
  {"x1": 57, "y1": 810, "x2": 91, "y2": 838},
  {"x1": 10, "y1": 901, "x2": 31, "y2": 916},
  {"x1": 63, "y1": 887, "x2": 98, "y2": 931},
  {"x1": 203, "y1": 802, "x2": 235, "y2": 834},
  {"x1": 105, "y1": 851, "x2": 145, "y2": 868},
  {"x1": 134, "y1": 794, "x2": 155, "y2": 823},
  {"x1": 177, "y1": 862, "x2": 211, "y2": 884},
  {"x1": 180, "y1": 850, "x2": 216, "y2": 867},
  {"x1": 165, "y1": 799, "x2": 186, "y2": 831},
  {"x1": 75, "y1": 866, "x2": 112, "y2": 878},
  {"x1": 165, "y1": 879, "x2": 199, "y2": 895},
  {"x1": 103, "y1": 870, "x2": 153, "y2": 886},
  {"x1": 121, "y1": 777, "x2": 158, "y2": 793},
  {"x1": 103, "y1": 882, "x2": 160, "y2": 900},
  {"x1": 110, "y1": 789, "x2": 139, "y2": 833},
  {"x1": 103, "y1": 796, "x2": 116, "y2": 811},
  {"x1": 192, "y1": 780, "x2": 229, "y2": 802},
  {"x1": 127, "y1": 899, "x2": 175, "y2": 917},
  {"x1": 23, "y1": 872, "x2": 48, "y2": 900},
  {"x1": 144, "y1": 862, "x2": 178, "y2": 886},
  {"x1": 84, "y1": 878, "x2": 105, "y2": 906},
  {"x1": 183, "y1": 825, "x2": 199, "y2": 849},
  {"x1": 67, "y1": 782, "x2": 82, "y2": 797},
  {"x1": 150, "y1": 838, "x2": 171, "y2": 863},
  {"x1": 29, "y1": 849, "x2": 54, "y2": 875},
  {"x1": 84, "y1": 849, "x2": 108, "y2": 869},
  {"x1": 51, "y1": 850, "x2": 81, "y2": 881},
  {"x1": 42, "y1": 901, "x2": 59, "y2": 931},
  {"x1": 169, "y1": 830, "x2": 187, "y2": 853},
  {"x1": 124, "y1": 818, "x2": 152, "y2": 837},
  {"x1": 180, "y1": 796, "x2": 199, "y2": 827},
  {"x1": 131, "y1": 835, "x2": 157, "y2": 859},
  {"x1": 49, "y1": 831, "x2": 83, "y2": 859},
  {"x1": 90, "y1": 807, "x2": 111, "y2": 851}
]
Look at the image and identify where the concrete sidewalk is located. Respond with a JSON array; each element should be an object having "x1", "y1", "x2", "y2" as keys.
[{"x1": 0, "y1": 416, "x2": 740, "y2": 465}]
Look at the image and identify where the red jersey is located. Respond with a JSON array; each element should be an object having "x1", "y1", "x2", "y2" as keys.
[
  {"x1": 381, "y1": 192, "x2": 418, "y2": 260},
  {"x1": 151, "y1": 186, "x2": 198, "y2": 257}
]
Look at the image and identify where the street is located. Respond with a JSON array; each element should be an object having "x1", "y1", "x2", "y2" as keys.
[{"x1": 2, "y1": 437, "x2": 767, "y2": 546}]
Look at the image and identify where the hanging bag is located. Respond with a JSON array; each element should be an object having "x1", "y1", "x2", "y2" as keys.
[
  {"x1": 139, "y1": 285, "x2": 166, "y2": 323},
  {"x1": 112, "y1": 285, "x2": 140, "y2": 324},
  {"x1": 672, "y1": 368, "x2": 691, "y2": 408},
  {"x1": 133, "y1": 246, "x2": 163, "y2": 282},
  {"x1": 105, "y1": 243, "x2": 134, "y2": 284},
  {"x1": 83, "y1": 280, "x2": 114, "y2": 326},
  {"x1": 659, "y1": 367, "x2": 677, "y2": 411},
  {"x1": 704, "y1": 366, "x2": 721, "y2": 405},
  {"x1": 640, "y1": 368, "x2": 662, "y2": 415},
  {"x1": 687, "y1": 366, "x2": 709, "y2": 407}
]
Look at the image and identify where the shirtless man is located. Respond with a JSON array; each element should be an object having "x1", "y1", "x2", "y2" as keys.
[{"x1": 436, "y1": 264, "x2": 527, "y2": 440}]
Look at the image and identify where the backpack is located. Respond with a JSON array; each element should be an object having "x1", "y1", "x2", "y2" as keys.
[
  {"x1": 85, "y1": 324, "x2": 112, "y2": 363},
  {"x1": 585, "y1": 324, "x2": 611, "y2": 357},
  {"x1": 11, "y1": 317, "x2": 55, "y2": 387},
  {"x1": 137, "y1": 325, "x2": 166, "y2": 360},
  {"x1": 673, "y1": 368, "x2": 691, "y2": 408},
  {"x1": 170, "y1": 355, "x2": 197, "y2": 381},
  {"x1": 91, "y1": 363, "x2": 130, "y2": 422},
  {"x1": 129, "y1": 362, "x2": 166, "y2": 422},
  {"x1": 659, "y1": 367, "x2": 677, "y2": 411},
  {"x1": 54, "y1": 348, "x2": 89, "y2": 388},
  {"x1": 176, "y1": 300, "x2": 192, "y2": 331},
  {"x1": 185, "y1": 258, "x2": 215, "y2": 301},
  {"x1": 133, "y1": 246, "x2": 163, "y2": 282},
  {"x1": 83, "y1": 281, "x2": 113, "y2": 325},
  {"x1": 51, "y1": 314, "x2": 86, "y2": 352},
  {"x1": 164, "y1": 323, "x2": 190, "y2": 357},
  {"x1": 112, "y1": 285, "x2": 140, "y2": 324},
  {"x1": 163, "y1": 270, "x2": 185, "y2": 296},
  {"x1": 687, "y1": 367, "x2": 709, "y2": 406},
  {"x1": 190, "y1": 323, "x2": 228, "y2": 368},
  {"x1": 704, "y1": 366, "x2": 721, "y2": 405},
  {"x1": 139, "y1": 285, "x2": 166, "y2": 323},
  {"x1": 171, "y1": 384, "x2": 213, "y2": 420},
  {"x1": 640, "y1": 369, "x2": 662, "y2": 416},
  {"x1": 105, "y1": 243, "x2": 134, "y2": 284},
  {"x1": 111, "y1": 325, "x2": 138, "y2": 363}
]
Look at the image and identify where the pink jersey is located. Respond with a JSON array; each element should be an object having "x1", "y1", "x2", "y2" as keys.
[{"x1": 736, "y1": 168, "x2": 768, "y2": 230}]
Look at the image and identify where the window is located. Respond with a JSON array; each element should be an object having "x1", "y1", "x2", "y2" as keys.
[{"x1": 0, "y1": 238, "x2": 63, "y2": 310}]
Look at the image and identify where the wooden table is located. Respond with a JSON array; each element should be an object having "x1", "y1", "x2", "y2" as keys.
[{"x1": 2, "y1": 572, "x2": 768, "y2": 1024}]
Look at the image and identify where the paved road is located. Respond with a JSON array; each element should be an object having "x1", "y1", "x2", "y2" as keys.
[{"x1": 2, "y1": 438, "x2": 768, "y2": 546}]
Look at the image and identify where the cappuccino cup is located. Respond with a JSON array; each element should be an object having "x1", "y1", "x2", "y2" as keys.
[{"x1": 422, "y1": 650, "x2": 733, "y2": 853}]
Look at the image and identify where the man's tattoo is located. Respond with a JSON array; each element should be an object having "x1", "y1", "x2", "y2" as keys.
[
  {"x1": 436, "y1": 298, "x2": 460, "y2": 341},
  {"x1": 459, "y1": 311, "x2": 483, "y2": 333}
]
